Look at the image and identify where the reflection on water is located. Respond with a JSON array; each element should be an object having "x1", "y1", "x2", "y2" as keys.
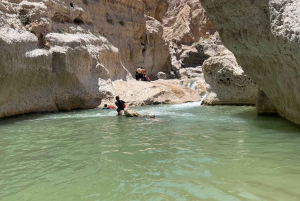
[{"x1": 0, "y1": 104, "x2": 300, "y2": 201}]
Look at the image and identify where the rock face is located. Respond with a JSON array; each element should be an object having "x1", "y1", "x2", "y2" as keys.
[
  {"x1": 163, "y1": 0, "x2": 215, "y2": 44},
  {"x1": 256, "y1": 89, "x2": 277, "y2": 115},
  {"x1": 163, "y1": 0, "x2": 257, "y2": 105},
  {"x1": 163, "y1": 0, "x2": 217, "y2": 77},
  {"x1": 0, "y1": 0, "x2": 170, "y2": 118},
  {"x1": 99, "y1": 79, "x2": 204, "y2": 117},
  {"x1": 199, "y1": 0, "x2": 300, "y2": 125},
  {"x1": 89, "y1": 0, "x2": 171, "y2": 78},
  {"x1": 203, "y1": 52, "x2": 258, "y2": 105},
  {"x1": 142, "y1": 16, "x2": 171, "y2": 80},
  {"x1": 101, "y1": 79, "x2": 201, "y2": 107}
]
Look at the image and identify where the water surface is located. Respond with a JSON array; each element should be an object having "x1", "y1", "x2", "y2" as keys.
[{"x1": 0, "y1": 103, "x2": 299, "y2": 201}]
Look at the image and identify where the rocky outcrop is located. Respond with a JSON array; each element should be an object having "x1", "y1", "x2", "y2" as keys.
[
  {"x1": 162, "y1": 0, "x2": 257, "y2": 105},
  {"x1": 202, "y1": 52, "x2": 258, "y2": 105},
  {"x1": 0, "y1": 0, "x2": 170, "y2": 118},
  {"x1": 162, "y1": 0, "x2": 226, "y2": 77},
  {"x1": 142, "y1": 16, "x2": 171, "y2": 80},
  {"x1": 199, "y1": 0, "x2": 300, "y2": 125},
  {"x1": 143, "y1": 0, "x2": 169, "y2": 23},
  {"x1": 163, "y1": 0, "x2": 215, "y2": 44},
  {"x1": 100, "y1": 79, "x2": 201, "y2": 107},
  {"x1": 0, "y1": 29, "x2": 127, "y2": 117}
]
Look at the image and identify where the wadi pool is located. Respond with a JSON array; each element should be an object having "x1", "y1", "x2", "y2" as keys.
[{"x1": 0, "y1": 103, "x2": 300, "y2": 201}]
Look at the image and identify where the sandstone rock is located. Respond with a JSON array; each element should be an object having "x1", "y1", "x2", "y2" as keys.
[
  {"x1": 202, "y1": 53, "x2": 258, "y2": 105},
  {"x1": 200, "y1": 0, "x2": 300, "y2": 125}
]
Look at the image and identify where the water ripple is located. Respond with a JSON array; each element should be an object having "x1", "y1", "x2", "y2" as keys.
[{"x1": 0, "y1": 106, "x2": 300, "y2": 200}]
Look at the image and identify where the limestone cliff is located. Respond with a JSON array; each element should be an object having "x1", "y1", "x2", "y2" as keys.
[
  {"x1": 163, "y1": 0, "x2": 257, "y2": 105},
  {"x1": 0, "y1": 0, "x2": 170, "y2": 118},
  {"x1": 200, "y1": 0, "x2": 300, "y2": 125},
  {"x1": 163, "y1": 0, "x2": 215, "y2": 44}
]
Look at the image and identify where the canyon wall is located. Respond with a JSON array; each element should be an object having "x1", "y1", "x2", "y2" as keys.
[
  {"x1": 200, "y1": 0, "x2": 300, "y2": 125},
  {"x1": 0, "y1": 0, "x2": 170, "y2": 117},
  {"x1": 163, "y1": 0, "x2": 258, "y2": 105}
]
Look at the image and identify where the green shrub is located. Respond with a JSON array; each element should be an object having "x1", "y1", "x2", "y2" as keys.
[
  {"x1": 82, "y1": 0, "x2": 89, "y2": 5},
  {"x1": 105, "y1": 42, "x2": 112, "y2": 51},
  {"x1": 57, "y1": 29, "x2": 66, "y2": 34},
  {"x1": 119, "y1": 20, "x2": 125, "y2": 26},
  {"x1": 93, "y1": 32, "x2": 100, "y2": 37},
  {"x1": 19, "y1": 14, "x2": 30, "y2": 26},
  {"x1": 106, "y1": 18, "x2": 114, "y2": 25},
  {"x1": 29, "y1": 27, "x2": 35, "y2": 33}
]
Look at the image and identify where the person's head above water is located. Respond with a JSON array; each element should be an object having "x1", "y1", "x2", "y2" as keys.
[{"x1": 116, "y1": 96, "x2": 120, "y2": 101}]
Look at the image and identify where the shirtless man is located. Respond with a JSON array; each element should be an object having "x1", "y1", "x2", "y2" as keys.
[{"x1": 135, "y1": 67, "x2": 144, "y2": 80}]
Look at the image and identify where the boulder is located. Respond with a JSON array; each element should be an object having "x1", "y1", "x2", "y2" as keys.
[
  {"x1": 202, "y1": 53, "x2": 258, "y2": 105},
  {"x1": 124, "y1": 109, "x2": 141, "y2": 117},
  {"x1": 108, "y1": 79, "x2": 202, "y2": 106}
]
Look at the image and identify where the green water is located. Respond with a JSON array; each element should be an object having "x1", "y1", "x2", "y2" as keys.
[{"x1": 0, "y1": 103, "x2": 300, "y2": 201}]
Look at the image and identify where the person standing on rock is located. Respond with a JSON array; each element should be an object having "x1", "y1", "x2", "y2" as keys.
[{"x1": 115, "y1": 96, "x2": 126, "y2": 116}]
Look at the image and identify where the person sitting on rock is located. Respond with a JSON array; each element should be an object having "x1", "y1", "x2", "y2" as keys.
[
  {"x1": 142, "y1": 67, "x2": 146, "y2": 78},
  {"x1": 102, "y1": 104, "x2": 115, "y2": 109},
  {"x1": 115, "y1": 96, "x2": 126, "y2": 115},
  {"x1": 135, "y1": 67, "x2": 144, "y2": 81}
]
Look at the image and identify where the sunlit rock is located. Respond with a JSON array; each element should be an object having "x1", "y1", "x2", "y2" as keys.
[{"x1": 200, "y1": 0, "x2": 300, "y2": 125}]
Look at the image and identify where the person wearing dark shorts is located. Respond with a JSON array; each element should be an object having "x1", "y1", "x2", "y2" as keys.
[{"x1": 115, "y1": 96, "x2": 126, "y2": 115}]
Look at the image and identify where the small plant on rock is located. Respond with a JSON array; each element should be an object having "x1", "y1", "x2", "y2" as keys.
[
  {"x1": 119, "y1": 20, "x2": 125, "y2": 26},
  {"x1": 93, "y1": 32, "x2": 100, "y2": 37},
  {"x1": 18, "y1": 14, "x2": 30, "y2": 26},
  {"x1": 82, "y1": 0, "x2": 89, "y2": 5},
  {"x1": 106, "y1": 18, "x2": 114, "y2": 25},
  {"x1": 105, "y1": 42, "x2": 112, "y2": 51},
  {"x1": 29, "y1": 27, "x2": 35, "y2": 33}
]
